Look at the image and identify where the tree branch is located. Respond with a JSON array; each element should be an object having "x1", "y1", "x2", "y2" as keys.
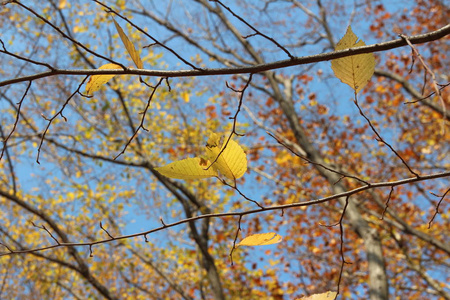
[
  {"x1": 1, "y1": 171, "x2": 448, "y2": 257},
  {"x1": 1, "y1": 24, "x2": 448, "y2": 87}
]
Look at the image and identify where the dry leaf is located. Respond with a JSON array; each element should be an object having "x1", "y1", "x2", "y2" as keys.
[
  {"x1": 237, "y1": 232, "x2": 283, "y2": 246},
  {"x1": 331, "y1": 26, "x2": 375, "y2": 93},
  {"x1": 85, "y1": 63, "x2": 121, "y2": 95},
  {"x1": 112, "y1": 18, "x2": 143, "y2": 69},
  {"x1": 297, "y1": 291, "x2": 337, "y2": 300}
]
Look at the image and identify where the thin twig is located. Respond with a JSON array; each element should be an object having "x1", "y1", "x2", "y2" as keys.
[
  {"x1": 0, "y1": 81, "x2": 32, "y2": 161},
  {"x1": 229, "y1": 215, "x2": 242, "y2": 265},
  {"x1": 428, "y1": 187, "x2": 450, "y2": 228},
  {"x1": 405, "y1": 83, "x2": 450, "y2": 104},
  {"x1": 37, "y1": 76, "x2": 90, "y2": 163},
  {"x1": 219, "y1": 177, "x2": 264, "y2": 208},
  {"x1": 114, "y1": 77, "x2": 164, "y2": 159},
  {"x1": 0, "y1": 39, "x2": 55, "y2": 70},
  {"x1": 353, "y1": 97, "x2": 419, "y2": 177},
  {"x1": 380, "y1": 187, "x2": 394, "y2": 220},
  {"x1": 93, "y1": 0, "x2": 201, "y2": 70},
  {"x1": 267, "y1": 131, "x2": 370, "y2": 185},
  {"x1": 374, "y1": 69, "x2": 450, "y2": 120},
  {"x1": 99, "y1": 222, "x2": 115, "y2": 240},
  {"x1": 211, "y1": 0, "x2": 293, "y2": 59},
  {"x1": 336, "y1": 196, "x2": 351, "y2": 298},
  {"x1": 0, "y1": 126, "x2": 17, "y2": 194},
  {"x1": 205, "y1": 74, "x2": 253, "y2": 173},
  {"x1": 400, "y1": 34, "x2": 448, "y2": 135},
  {"x1": 10, "y1": 1, "x2": 125, "y2": 68},
  {"x1": 31, "y1": 222, "x2": 61, "y2": 245}
]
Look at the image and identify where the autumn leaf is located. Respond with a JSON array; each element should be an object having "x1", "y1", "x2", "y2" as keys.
[
  {"x1": 112, "y1": 17, "x2": 143, "y2": 69},
  {"x1": 85, "y1": 63, "x2": 121, "y2": 95},
  {"x1": 58, "y1": 0, "x2": 67, "y2": 9},
  {"x1": 155, "y1": 132, "x2": 247, "y2": 180},
  {"x1": 297, "y1": 291, "x2": 337, "y2": 300},
  {"x1": 331, "y1": 26, "x2": 375, "y2": 93},
  {"x1": 180, "y1": 91, "x2": 190, "y2": 103},
  {"x1": 205, "y1": 132, "x2": 247, "y2": 180},
  {"x1": 154, "y1": 157, "x2": 218, "y2": 179},
  {"x1": 237, "y1": 232, "x2": 283, "y2": 246}
]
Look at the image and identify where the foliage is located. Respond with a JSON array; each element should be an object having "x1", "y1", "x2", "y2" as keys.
[{"x1": 0, "y1": 1, "x2": 449, "y2": 300}]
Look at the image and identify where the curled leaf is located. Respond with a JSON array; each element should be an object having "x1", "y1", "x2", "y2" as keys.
[
  {"x1": 85, "y1": 63, "x2": 121, "y2": 95},
  {"x1": 154, "y1": 157, "x2": 218, "y2": 179},
  {"x1": 237, "y1": 232, "x2": 282, "y2": 247},
  {"x1": 112, "y1": 18, "x2": 143, "y2": 69},
  {"x1": 331, "y1": 26, "x2": 375, "y2": 93}
]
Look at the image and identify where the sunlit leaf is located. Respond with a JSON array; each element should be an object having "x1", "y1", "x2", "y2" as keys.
[
  {"x1": 155, "y1": 132, "x2": 247, "y2": 180},
  {"x1": 331, "y1": 26, "x2": 375, "y2": 93},
  {"x1": 112, "y1": 18, "x2": 143, "y2": 69},
  {"x1": 205, "y1": 132, "x2": 247, "y2": 180},
  {"x1": 181, "y1": 91, "x2": 190, "y2": 103},
  {"x1": 237, "y1": 232, "x2": 282, "y2": 246},
  {"x1": 154, "y1": 157, "x2": 218, "y2": 179},
  {"x1": 58, "y1": 0, "x2": 67, "y2": 9},
  {"x1": 297, "y1": 291, "x2": 337, "y2": 300},
  {"x1": 85, "y1": 63, "x2": 121, "y2": 95}
]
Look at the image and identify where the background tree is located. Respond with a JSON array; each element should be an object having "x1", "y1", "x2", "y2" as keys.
[{"x1": 1, "y1": 1, "x2": 449, "y2": 299}]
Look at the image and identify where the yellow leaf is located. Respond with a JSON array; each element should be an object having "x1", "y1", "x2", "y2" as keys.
[
  {"x1": 331, "y1": 26, "x2": 375, "y2": 93},
  {"x1": 206, "y1": 131, "x2": 222, "y2": 147},
  {"x1": 85, "y1": 63, "x2": 121, "y2": 95},
  {"x1": 112, "y1": 18, "x2": 143, "y2": 69},
  {"x1": 297, "y1": 291, "x2": 337, "y2": 300},
  {"x1": 237, "y1": 232, "x2": 282, "y2": 246},
  {"x1": 205, "y1": 132, "x2": 247, "y2": 180},
  {"x1": 58, "y1": 0, "x2": 67, "y2": 9},
  {"x1": 155, "y1": 132, "x2": 247, "y2": 180},
  {"x1": 181, "y1": 91, "x2": 190, "y2": 103},
  {"x1": 154, "y1": 157, "x2": 218, "y2": 179}
]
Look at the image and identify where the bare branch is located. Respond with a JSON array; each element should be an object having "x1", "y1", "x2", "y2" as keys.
[
  {"x1": 205, "y1": 74, "x2": 253, "y2": 174},
  {"x1": 114, "y1": 77, "x2": 164, "y2": 159},
  {"x1": 400, "y1": 33, "x2": 448, "y2": 134},
  {"x1": 99, "y1": 222, "x2": 115, "y2": 240},
  {"x1": 229, "y1": 215, "x2": 242, "y2": 266},
  {"x1": 428, "y1": 187, "x2": 450, "y2": 228},
  {"x1": 9, "y1": 0, "x2": 125, "y2": 68},
  {"x1": 267, "y1": 131, "x2": 370, "y2": 185},
  {"x1": 353, "y1": 97, "x2": 420, "y2": 177},
  {"x1": 210, "y1": 0, "x2": 294, "y2": 59},
  {"x1": 374, "y1": 69, "x2": 450, "y2": 121},
  {"x1": 0, "y1": 39, "x2": 55, "y2": 70},
  {"x1": 92, "y1": 0, "x2": 201, "y2": 70},
  {"x1": 380, "y1": 187, "x2": 394, "y2": 220},
  {"x1": 0, "y1": 81, "x2": 32, "y2": 162},
  {"x1": 36, "y1": 76, "x2": 89, "y2": 163},
  {"x1": 336, "y1": 195, "x2": 350, "y2": 298}
]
